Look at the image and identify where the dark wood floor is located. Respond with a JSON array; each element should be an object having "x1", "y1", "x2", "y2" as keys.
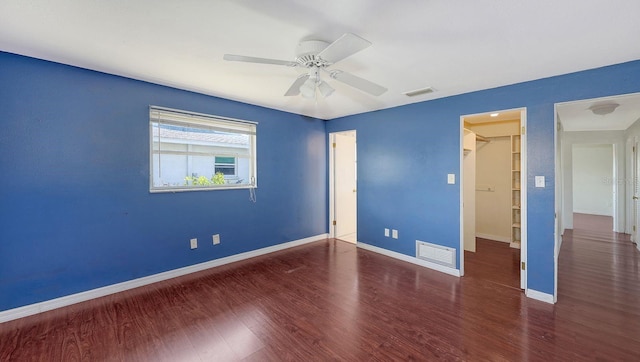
[
  {"x1": 1, "y1": 219, "x2": 639, "y2": 361},
  {"x1": 555, "y1": 214, "x2": 640, "y2": 361},
  {"x1": 464, "y1": 237, "x2": 521, "y2": 290}
]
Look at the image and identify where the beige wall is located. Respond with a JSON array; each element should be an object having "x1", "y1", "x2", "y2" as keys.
[
  {"x1": 469, "y1": 121, "x2": 518, "y2": 242},
  {"x1": 561, "y1": 130, "x2": 625, "y2": 232},
  {"x1": 467, "y1": 120, "x2": 519, "y2": 138},
  {"x1": 572, "y1": 144, "x2": 614, "y2": 216}
]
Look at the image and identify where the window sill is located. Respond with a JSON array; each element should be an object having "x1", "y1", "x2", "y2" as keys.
[{"x1": 150, "y1": 184, "x2": 256, "y2": 193}]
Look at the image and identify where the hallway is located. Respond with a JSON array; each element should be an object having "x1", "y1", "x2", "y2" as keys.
[{"x1": 557, "y1": 213, "x2": 640, "y2": 359}]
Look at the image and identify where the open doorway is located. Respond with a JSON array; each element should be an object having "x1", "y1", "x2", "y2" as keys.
[
  {"x1": 329, "y1": 130, "x2": 357, "y2": 243},
  {"x1": 556, "y1": 93, "x2": 640, "y2": 236},
  {"x1": 572, "y1": 143, "x2": 615, "y2": 230},
  {"x1": 460, "y1": 109, "x2": 527, "y2": 290},
  {"x1": 555, "y1": 92, "x2": 640, "y2": 302}
]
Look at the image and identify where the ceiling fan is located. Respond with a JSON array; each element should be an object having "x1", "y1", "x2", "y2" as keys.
[{"x1": 223, "y1": 33, "x2": 387, "y2": 99}]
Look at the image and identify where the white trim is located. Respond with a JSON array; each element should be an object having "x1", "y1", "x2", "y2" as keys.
[
  {"x1": 328, "y1": 133, "x2": 336, "y2": 238},
  {"x1": 526, "y1": 288, "x2": 556, "y2": 304},
  {"x1": 554, "y1": 104, "x2": 560, "y2": 301},
  {"x1": 357, "y1": 242, "x2": 461, "y2": 277},
  {"x1": 626, "y1": 136, "x2": 637, "y2": 235},
  {"x1": 475, "y1": 233, "x2": 510, "y2": 243},
  {"x1": 460, "y1": 107, "x2": 527, "y2": 286},
  {"x1": 328, "y1": 130, "x2": 357, "y2": 239},
  {"x1": 459, "y1": 116, "x2": 465, "y2": 276},
  {"x1": 0, "y1": 234, "x2": 328, "y2": 324},
  {"x1": 520, "y1": 108, "x2": 528, "y2": 291}
]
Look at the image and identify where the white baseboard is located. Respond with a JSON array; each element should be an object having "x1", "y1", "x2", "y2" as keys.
[
  {"x1": 573, "y1": 211, "x2": 613, "y2": 217},
  {"x1": 526, "y1": 288, "x2": 556, "y2": 304},
  {"x1": 0, "y1": 233, "x2": 328, "y2": 324},
  {"x1": 475, "y1": 233, "x2": 510, "y2": 243},
  {"x1": 357, "y1": 242, "x2": 461, "y2": 277}
]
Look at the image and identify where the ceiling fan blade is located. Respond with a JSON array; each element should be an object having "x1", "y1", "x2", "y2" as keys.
[
  {"x1": 329, "y1": 70, "x2": 387, "y2": 96},
  {"x1": 284, "y1": 74, "x2": 310, "y2": 96},
  {"x1": 223, "y1": 54, "x2": 298, "y2": 67},
  {"x1": 317, "y1": 33, "x2": 371, "y2": 64}
]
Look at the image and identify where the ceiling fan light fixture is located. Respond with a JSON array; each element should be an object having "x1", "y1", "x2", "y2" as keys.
[
  {"x1": 589, "y1": 102, "x2": 619, "y2": 115},
  {"x1": 300, "y1": 78, "x2": 316, "y2": 99},
  {"x1": 225, "y1": 33, "x2": 386, "y2": 99},
  {"x1": 317, "y1": 81, "x2": 335, "y2": 98}
]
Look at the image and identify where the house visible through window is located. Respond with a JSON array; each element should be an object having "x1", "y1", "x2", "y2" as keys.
[
  {"x1": 149, "y1": 106, "x2": 257, "y2": 192},
  {"x1": 214, "y1": 156, "x2": 236, "y2": 176}
]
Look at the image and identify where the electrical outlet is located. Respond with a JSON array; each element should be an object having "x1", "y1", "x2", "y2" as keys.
[
  {"x1": 190, "y1": 238, "x2": 198, "y2": 249},
  {"x1": 212, "y1": 234, "x2": 220, "y2": 245},
  {"x1": 392, "y1": 229, "x2": 398, "y2": 239},
  {"x1": 384, "y1": 228, "x2": 390, "y2": 237}
]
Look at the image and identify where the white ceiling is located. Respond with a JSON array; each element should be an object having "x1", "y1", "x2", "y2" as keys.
[
  {"x1": 1, "y1": 0, "x2": 640, "y2": 120},
  {"x1": 557, "y1": 93, "x2": 640, "y2": 132}
]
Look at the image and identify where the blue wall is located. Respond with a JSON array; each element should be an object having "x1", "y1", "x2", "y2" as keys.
[
  {"x1": 0, "y1": 52, "x2": 327, "y2": 311},
  {"x1": 327, "y1": 60, "x2": 640, "y2": 295},
  {"x1": 3, "y1": 50, "x2": 640, "y2": 311}
]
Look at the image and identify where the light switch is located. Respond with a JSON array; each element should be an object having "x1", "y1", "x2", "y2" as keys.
[
  {"x1": 535, "y1": 176, "x2": 545, "y2": 188},
  {"x1": 447, "y1": 174, "x2": 455, "y2": 184}
]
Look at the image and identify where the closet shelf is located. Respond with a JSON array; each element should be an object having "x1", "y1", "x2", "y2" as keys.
[
  {"x1": 511, "y1": 133, "x2": 522, "y2": 247},
  {"x1": 476, "y1": 134, "x2": 490, "y2": 143}
]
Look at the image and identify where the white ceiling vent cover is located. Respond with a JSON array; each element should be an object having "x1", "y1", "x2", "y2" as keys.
[
  {"x1": 416, "y1": 240, "x2": 456, "y2": 269},
  {"x1": 403, "y1": 87, "x2": 435, "y2": 97}
]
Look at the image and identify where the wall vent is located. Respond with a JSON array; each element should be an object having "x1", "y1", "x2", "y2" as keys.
[
  {"x1": 403, "y1": 87, "x2": 436, "y2": 97},
  {"x1": 416, "y1": 240, "x2": 456, "y2": 268}
]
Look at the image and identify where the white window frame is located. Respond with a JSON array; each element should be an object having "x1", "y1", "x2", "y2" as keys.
[{"x1": 149, "y1": 106, "x2": 257, "y2": 193}]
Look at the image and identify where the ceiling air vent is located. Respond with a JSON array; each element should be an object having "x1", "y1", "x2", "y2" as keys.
[{"x1": 403, "y1": 87, "x2": 435, "y2": 97}]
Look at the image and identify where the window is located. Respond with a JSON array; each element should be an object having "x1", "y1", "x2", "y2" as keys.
[
  {"x1": 214, "y1": 156, "x2": 236, "y2": 176},
  {"x1": 150, "y1": 106, "x2": 257, "y2": 192}
]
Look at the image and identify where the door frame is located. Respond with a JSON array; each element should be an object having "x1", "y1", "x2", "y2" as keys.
[
  {"x1": 632, "y1": 138, "x2": 640, "y2": 245},
  {"x1": 459, "y1": 108, "x2": 528, "y2": 292},
  {"x1": 328, "y1": 130, "x2": 357, "y2": 240},
  {"x1": 636, "y1": 140, "x2": 640, "y2": 252},
  {"x1": 554, "y1": 107, "x2": 561, "y2": 302}
]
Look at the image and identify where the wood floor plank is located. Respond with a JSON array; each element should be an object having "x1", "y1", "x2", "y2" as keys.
[{"x1": 1, "y1": 215, "x2": 640, "y2": 361}]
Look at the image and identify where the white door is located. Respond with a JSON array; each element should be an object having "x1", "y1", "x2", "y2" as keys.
[
  {"x1": 463, "y1": 129, "x2": 476, "y2": 252},
  {"x1": 334, "y1": 132, "x2": 357, "y2": 243},
  {"x1": 633, "y1": 142, "x2": 639, "y2": 244}
]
